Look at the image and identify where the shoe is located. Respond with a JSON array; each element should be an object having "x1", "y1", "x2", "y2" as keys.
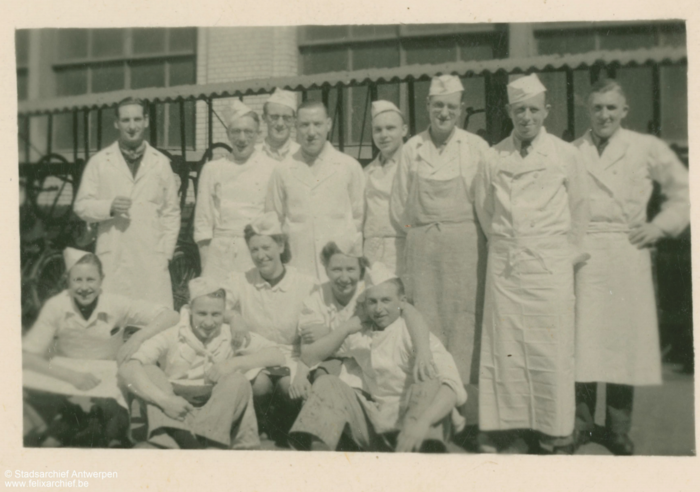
[
  {"x1": 607, "y1": 434, "x2": 634, "y2": 456},
  {"x1": 573, "y1": 429, "x2": 592, "y2": 450},
  {"x1": 502, "y1": 436, "x2": 529, "y2": 454},
  {"x1": 477, "y1": 432, "x2": 499, "y2": 454},
  {"x1": 552, "y1": 444, "x2": 576, "y2": 455}
]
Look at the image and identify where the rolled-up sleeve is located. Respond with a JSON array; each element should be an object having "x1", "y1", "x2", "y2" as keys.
[
  {"x1": 130, "y1": 332, "x2": 171, "y2": 366},
  {"x1": 22, "y1": 298, "x2": 62, "y2": 356},
  {"x1": 649, "y1": 138, "x2": 690, "y2": 237},
  {"x1": 429, "y1": 335, "x2": 468, "y2": 407},
  {"x1": 74, "y1": 158, "x2": 113, "y2": 222}
]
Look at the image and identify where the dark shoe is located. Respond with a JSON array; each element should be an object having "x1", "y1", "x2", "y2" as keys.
[
  {"x1": 502, "y1": 436, "x2": 529, "y2": 454},
  {"x1": 573, "y1": 429, "x2": 592, "y2": 450},
  {"x1": 552, "y1": 444, "x2": 576, "y2": 455},
  {"x1": 607, "y1": 434, "x2": 634, "y2": 456},
  {"x1": 477, "y1": 432, "x2": 499, "y2": 454}
]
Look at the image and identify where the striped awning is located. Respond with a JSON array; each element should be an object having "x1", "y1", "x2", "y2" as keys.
[{"x1": 17, "y1": 46, "x2": 686, "y2": 116}]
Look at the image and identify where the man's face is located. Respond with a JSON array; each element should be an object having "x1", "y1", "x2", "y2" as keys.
[
  {"x1": 264, "y1": 102, "x2": 295, "y2": 145},
  {"x1": 587, "y1": 90, "x2": 628, "y2": 140},
  {"x1": 296, "y1": 106, "x2": 331, "y2": 158},
  {"x1": 189, "y1": 295, "x2": 225, "y2": 343},
  {"x1": 364, "y1": 282, "x2": 403, "y2": 330},
  {"x1": 507, "y1": 93, "x2": 549, "y2": 142},
  {"x1": 227, "y1": 115, "x2": 259, "y2": 162},
  {"x1": 67, "y1": 263, "x2": 102, "y2": 307},
  {"x1": 427, "y1": 92, "x2": 463, "y2": 135},
  {"x1": 115, "y1": 104, "x2": 148, "y2": 147},
  {"x1": 372, "y1": 111, "x2": 407, "y2": 157}
]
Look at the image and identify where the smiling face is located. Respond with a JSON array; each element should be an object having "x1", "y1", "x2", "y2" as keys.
[
  {"x1": 507, "y1": 92, "x2": 549, "y2": 142},
  {"x1": 325, "y1": 253, "x2": 362, "y2": 303},
  {"x1": 248, "y1": 234, "x2": 285, "y2": 280},
  {"x1": 427, "y1": 92, "x2": 463, "y2": 136},
  {"x1": 587, "y1": 90, "x2": 628, "y2": 140},
  {"x1": 115, "y1": 103, "x2": 148, "y2": 148},
  {"x1": 68, "y1": 263, "x2": 103, "y2": 307},
  {"x1": 372, "y1": 111, "x2": 407, "y2": 158},
  {"x1": 227, "y1": 114, "x2": 260, "y2": 162},
  {"x1": 189, "y1": 294, "x2": 226, "y2": 344},
  {"x1": 296, "y1": 106, "x2": 331, "y2": 158},
  {"x1": 263, "y1": 102, "x2": 295, "y2": 147},
  {"x1": 364, "y1": 281, "x2": 403, "y2": 330}
]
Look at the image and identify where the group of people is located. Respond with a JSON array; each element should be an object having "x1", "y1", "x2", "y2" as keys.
[{"x1": 21, "y1": 70, "x2": 689, "y2": 455}]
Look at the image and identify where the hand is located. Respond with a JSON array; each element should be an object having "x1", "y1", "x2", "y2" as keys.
[
  {"x1": 160, "y1": 395, "x2": 193, "y2": 421},
  {"x1": 206, "y1": 360, "x2": 240, "y2": 383},
  {"x1": 344, "y1": 316, "x2": 365, "y2": 335},
  {"x1": 69, "y1": 372, "x2": 101, "y2": 391},
  {"x1": 629, "y1": 223, "x2": 665, "y2": 249},
  {"x1": 231, "y1": 330, "x2": 251, "y2": 351},
  {"x1": 110, "y1": 196, "x2": 132, "y2": 217},
  {"x1": 300, "y1": 324, "x2": 330, "y2": 345},
  {"x1": 395, "y1": 418, "x2": 431, "y2": 453},
  {"x1": 413, "y1": 350, "x2": 438, "y2": 382},
  {"x1": 116, "y1": 335, "x2": 144, "y2": 366},
  {"x1": 288, "y1": 371, "x2": 311, "y2": 401}
]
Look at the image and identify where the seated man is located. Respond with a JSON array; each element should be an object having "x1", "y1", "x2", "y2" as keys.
[
  {"x1": 119, "y1": 277, "x2": 285, "y2": 449},
  {"x1": 289, "y1": 263, "x2": 466, "y2": 452}
]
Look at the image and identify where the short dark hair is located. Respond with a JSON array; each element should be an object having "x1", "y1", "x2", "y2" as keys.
[
  {"x1": 243, "y1": 224, "x2": 292, "y2": 264},
  {"x1": 115, "y1": 97, "x2": 148, "y2": 118},
  {"x1": 320, "y1": 241, "x2": 370, "y2": 280},
  {"x1": 588, "y1": 78, "x2": 628, "y2": 103},
  {"x1": 297, "y1": 100, "x2": 328, "y2": 118}
]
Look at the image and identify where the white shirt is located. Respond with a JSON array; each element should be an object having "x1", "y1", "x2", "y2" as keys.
[{"x1": 364, "y1": 153, "x2": 404, "y2": 239}]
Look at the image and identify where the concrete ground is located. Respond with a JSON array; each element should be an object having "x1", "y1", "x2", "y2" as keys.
[{"x1": 260, "y1": 363, "x2": 695, "y2": 455}]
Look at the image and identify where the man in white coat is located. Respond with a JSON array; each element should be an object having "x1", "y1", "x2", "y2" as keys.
[
  {"x1": 363, "y1": 100, "x2": 408, "y2": 275},
  {"x1": 265, "y1": 100, "x2": 365, "y2": 281},
  {"x1": 572, "y1": 79, "x2": 690, "y2": 455},
  {"x1": 475, "y1": 74, "x2": 589, "y2": 454},
  {"x1": 74, "y1": 97, "x2": 180, "y2": 308},
  {"x1": 259, "y1": 88, "x2": 300, "y2": 161}
]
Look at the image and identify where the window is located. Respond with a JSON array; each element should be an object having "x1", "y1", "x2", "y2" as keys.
[
  {"x1": 299, "y1": 24, "x2": 507, "y2": 157},
  {"x1": 16, "y1": 30, "x2": 29, "y2": 101},
  {"x1": 52, "y1": 28, "x2": 197, "y2": 151}
]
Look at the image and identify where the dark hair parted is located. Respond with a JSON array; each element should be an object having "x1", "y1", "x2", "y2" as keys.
[
  {"x1": 320, "y1": 241, "x2": 370, "y2": 280},
  {"x1": 115, "y1": 97, "x2": 149, "y2": 118},
  {"x1": 588, "y1": 78, "x2": 628, "y2": 103},
  {"x1": 296, "y1": 100, "x2": 328, "y2": 118},
  {"x1": 243, "y1": 224, "x2": 292, "y2": 264}
]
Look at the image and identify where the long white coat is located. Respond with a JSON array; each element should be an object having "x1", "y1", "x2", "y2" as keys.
[
  {"x1": 74, "y1": 141, "x2": 180, "y2": 308},
  {"x1": 573, "y1": 128, "x2": 689, "y2": 385},
  {"x1": 265, "y1": 142, "x2": 365, "y2": 280}
]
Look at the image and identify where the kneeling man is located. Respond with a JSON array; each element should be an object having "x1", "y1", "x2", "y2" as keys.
[{"x1": 289, "y1": 263, "x2": 466, "y2": 452}]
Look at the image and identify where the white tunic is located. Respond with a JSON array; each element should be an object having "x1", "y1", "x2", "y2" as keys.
[
  {"x1": 573, "y1": 128, "x2": 689, "y2": 385},
  {"x1": 74, "y1": 141, "x2": 180, "y2": 308},
  {"x1": 194, "y1": 152, "x2": 277, "y2": 280},
  {"x1": 265, "y1": 142, "x2": 365, "y2": 280}
]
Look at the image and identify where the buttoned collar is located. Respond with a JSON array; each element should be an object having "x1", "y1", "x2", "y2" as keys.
[
  {"x1": 62, "y1": 291, "x2": 110, "y2": 324},
  {"x1": 512, "y1": 127, "x2": 548, "y2": 155},
  {"x1": 263, "y1": 137, "x2": 292, "y2": 158},
  {"x1": 251, "y1": 266, "x2": 293, "y2": 293}
]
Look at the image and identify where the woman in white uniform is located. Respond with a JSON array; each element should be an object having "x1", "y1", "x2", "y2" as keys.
[
  {"x1": 223, "y1": 212, "x2": 317, "y2": 446},
  {"x1": 572, "y1": 79, "x2": 690, "y2": 455},
  {"x1": 22, "y1": 248, "x2": 179, "y2": 447},
  {"x1": 195, "y1": 100, "x2": 277, "y2": 282}
]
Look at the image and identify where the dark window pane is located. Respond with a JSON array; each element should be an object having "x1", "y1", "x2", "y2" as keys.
[
  {"x1": 404, "y1": 37, "x2": 457, "y2": 65},
  {"x1": 301, "y1": 46, "x2": 349, "y2": 75},
  {"x1": 461, "y1": 77, "x2": 486, "y2": 134},
  {"x1": 132, "y1": 28, "x2": 166, "y2": 55},
  {"x1": 16, "y1": 30, "x2": 29, "y2": 66},
  {"x1": 154, "y1": 103, "x2": 166, "y2": 147},
  {"x1": 599, "y1": 28, "x2": 656, "y2": 51},
  {"x1": 402, "y1": 24, "x2": 460, "y2": 35},
  {"x1": 536, "y1": 30, "x2": 595, "y2": 55},
  {"x1": 616, "y1": 67, "x2": 653, "y2": 134},
  {"x1": 537, "y1": 72, "x2": 568, "y2": 140},
  {"x1": 412, "y1": 80, "x2": 431, "y2": 132},
  {"x1": 458, "y1": 36, "x2": 494, "y2": 61},
  {"x1": 131, "y1": 60, "x2": 166, "y2": 89},
  {"x1": 89, "y1": 108, "x2": 120, "y2": 150},
  {"x1": 352, "y1": 42, "x2": 399, "y2": 70},
  {"x1": 169, "y1": 58, "x2": 196, "y2": 86},
  {"x1": 17, "y1": 71, "x2": 28, "y2": 100},
  {"x1": 350, "y1": 25, "x2": 396, "y2": 39},
  {"x1": 167, "y1": 100, "x2": 196, "y2": 149},
  {"x1": 169, "y1": 27, "x2": 197, "y2": 52},
  {"x1": 92, "y1": 63, "x2": 125, "y2": 93},
  {"x1": 91, "y1": 28, "x2": 124, "y2": 58},
  {"x1": 573, "y1": 69, "x2": 592, "y2": 138},
  {"x1": 55, "y1": 67, "x2": 88, "y2": 96},
  {"x1": 658, "y1": 23, "x2": 686, "y2": 48},
  {"x1": 349, "y1": 86, "x2": 372, "y2": 145},
  {"x1": 326, "y1": 88, "x2": 339, "y2": 145},
  {"x1": 57, "y1": 29, "x2": 89, "y2": 60},
  {"x1": 53, "y1": 113, "x2": 75, "y2": 150},
  {"x1": 660, "y1": 65, "x2": 687, "y2": 143},
  {"x1": 302, "y1": 26, "x2": 350, "y2": 43}
]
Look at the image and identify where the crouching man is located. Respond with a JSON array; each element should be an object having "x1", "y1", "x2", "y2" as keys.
[
  {"x1": 119, "y1": 277, "x2": 285, "y2": 449},
  {"x1": 289, "y1": 263, "x2": 466, "y2": 452}
]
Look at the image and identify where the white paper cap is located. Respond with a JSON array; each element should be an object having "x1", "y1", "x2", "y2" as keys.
[
  {"x1": 365, "y1": 261, "x2": 398, "y2": 287},
  {"x1": 189, "y1": 277, "x2": 223, "y2": 302},
  {"x1": 332, "y1": 233, "x2": 364, "y2": 258},
  {"x1": 267, "y1": 88, "x2": 297, "y2": 112},
  {"x1": 429, "y1": 74, "x2": 464, "y2": 96},
  {"x1": 371, "y1": 100, "x2": 403, "y2": 120},
  {"x1": 507, "y1": 74, "x2": 547, "y2": 104},
  {"x1": 224, "y1": 99, "x2": 256, "y2": 125},
  {"x1": 63, "y1": 247, "x2": 90, "y2": 272},
  {"x1": 249, "y1": 211, "x2": 283, "y2": 236}
]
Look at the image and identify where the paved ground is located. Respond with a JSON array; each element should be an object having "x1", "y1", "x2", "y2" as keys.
[{"x1": 260, "y1": 363, "x2": 695, "y2": 455}]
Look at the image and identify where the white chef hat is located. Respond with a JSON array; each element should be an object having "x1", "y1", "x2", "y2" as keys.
[
  {"x1": 507, "y1": 74, "x2": 547, "y2": 105},
  {"x1": 224, "y1": 99, "x2": 256, "y2": 126},
  {"x1": 429, "y1": 74, "x2": 464, "y2": 97},
  {"x1": 371, "y1": 100, "x2": 403, "y2": 120},
  {"x1": 266, "y1": 88, "x2": 298, "y2": 112},
  {"x1": 249, "y1": 211, "x2": 283, "y2": 236},
  {"x1": 333, "y1": 233, "x2": 364, "y2": 258},
  {"x1": 63, "y1": 247, "x2": 90, "y2": 272},
  {"x1": 365, "y1": 261, "x2": 398, "y2": 288},
  {"x1": 188, "y1": 276, "x2": 224, "y2": 302}
]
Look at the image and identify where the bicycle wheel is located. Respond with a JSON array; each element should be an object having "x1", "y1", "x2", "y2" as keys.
[
  {"x1": 28, "y1": 249, "x2": 66, "y2": 312},
  {"x1": 169, "y1": 246, "x2": 200, "y2": 312}
]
